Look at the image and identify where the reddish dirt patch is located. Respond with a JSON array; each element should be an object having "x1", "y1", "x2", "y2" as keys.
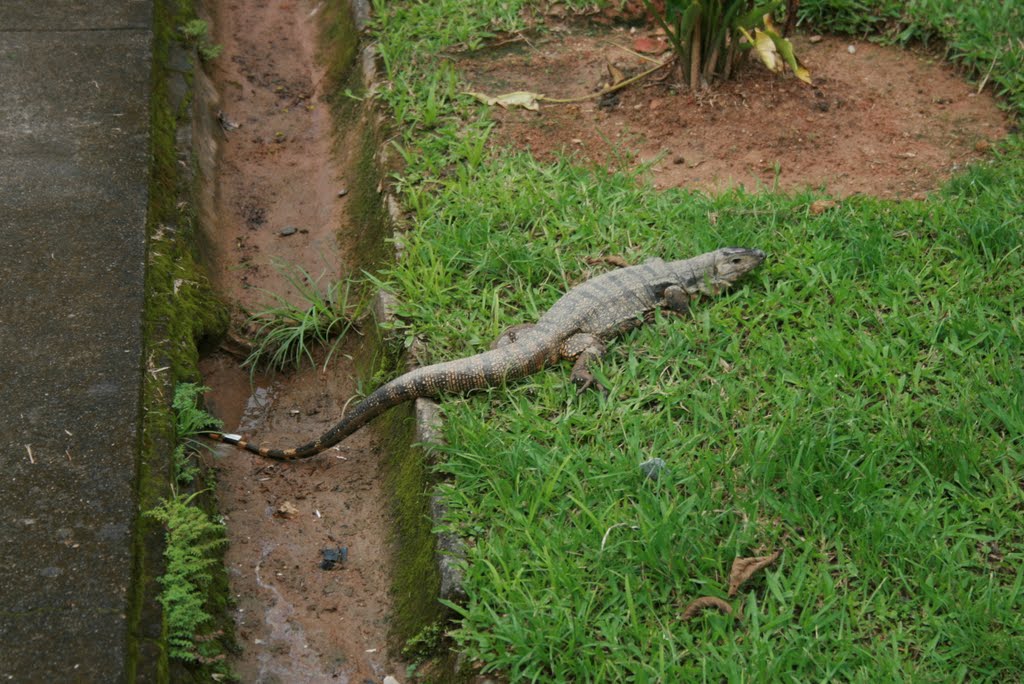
[
  {"x1": 198, "y1": 0, "x2": 407, "y2": 681},
  {"x1": 460, "y1": 29, "x2": 1010, "y2": 198}
]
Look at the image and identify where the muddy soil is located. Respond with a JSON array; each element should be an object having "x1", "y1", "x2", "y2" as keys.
[
  {"x1": 198, "y1": 0, "x2": 407, "y2": 681},
  {"x1": 460, "y1": 29, "x2": 1010, "y2": 198}
]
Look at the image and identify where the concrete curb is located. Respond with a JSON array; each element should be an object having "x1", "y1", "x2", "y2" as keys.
[{"x1": 354, "y1": 3, "x2": 470, "y2": 606}]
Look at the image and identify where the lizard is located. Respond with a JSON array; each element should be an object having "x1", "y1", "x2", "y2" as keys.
[{"x1": 209, "y1": 247, "x2": 765, "y2": 460}]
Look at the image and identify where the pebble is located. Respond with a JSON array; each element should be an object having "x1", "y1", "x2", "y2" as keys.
[
  {"x1": 847, "y1": 44, "x2": 857, "y2": 55},
  {"x1": 337, "y1": 187, "x2": 349, "y2": 197},
  {"x1": 640, "y1": 457, "x2": 667, "y2": 481},
  {"x1": 279, "y1": 226, "x2": 298, "y2": 236}
]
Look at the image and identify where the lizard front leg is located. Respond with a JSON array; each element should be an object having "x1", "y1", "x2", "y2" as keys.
[
  {"x1": 561, "y1": 333, "x2": 607, "y2": 393},
  {"x1": 662, "y1": 284, "x2": 691, "y2": 316}
]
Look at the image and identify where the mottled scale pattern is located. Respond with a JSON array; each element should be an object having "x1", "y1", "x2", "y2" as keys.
[{"x1": 211, "y1": 248, "x2": 764, "y2": 460}]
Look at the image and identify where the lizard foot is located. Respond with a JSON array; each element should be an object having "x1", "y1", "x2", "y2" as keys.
[{"x1": 572, "y1": 369, "x2": 608, "y2": 396}]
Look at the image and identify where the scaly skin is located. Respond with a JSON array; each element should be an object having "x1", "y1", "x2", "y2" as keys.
[{"x1": 210, "y1": 247, "x2": 765, "y2": 459}]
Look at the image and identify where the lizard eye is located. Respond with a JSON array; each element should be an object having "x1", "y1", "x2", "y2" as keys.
[{"x1": 731, "y1": 257, "x2": 742, "y2": 264}]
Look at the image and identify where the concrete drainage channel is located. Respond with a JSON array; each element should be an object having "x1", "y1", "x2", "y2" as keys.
[
  {"x1": 1, "y1": 0, "x2": 466, "y2": 680},
  {"x1": 191, "y1": 0, "x2": 468, "y2": 680}
]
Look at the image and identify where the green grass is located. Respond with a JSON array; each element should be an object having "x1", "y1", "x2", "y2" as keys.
[
  {"x1": 363, "y1": 0, "x2": 1024, "y2": 680},
  {"x1": 244, "y1": 261, "x2": 365, "y2": 374},
  {"x1": 383, "y1": 150, "x2": 1024, "y2": 681}
]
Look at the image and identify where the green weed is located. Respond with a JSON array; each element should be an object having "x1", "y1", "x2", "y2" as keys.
[
  {"x1": 179, "y1": 18, "x2": 223, "y2": 61},
  {"x1": 171, "y1": 383, "x2": 222, "y2": 485},
  {"x1": 244, "y1": 261, "x2": 366, "y2": 374},
  {"x1": 146, "y1": 492, "x2": 229, "y2": 665}
]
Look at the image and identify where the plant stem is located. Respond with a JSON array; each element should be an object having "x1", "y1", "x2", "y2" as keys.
[{"x1": 690, "y1": 14, "x2": 702, "y2": 91}]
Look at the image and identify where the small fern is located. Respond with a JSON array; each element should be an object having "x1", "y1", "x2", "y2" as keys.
[
  {"x1": 172, "y1": 383, "x2": 222, "y2": 484},
  {"x1": 146, "y1": 492, "x2": 228, "y2": 662}
]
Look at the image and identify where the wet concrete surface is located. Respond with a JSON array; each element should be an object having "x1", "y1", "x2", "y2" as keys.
[{"x1": 0, "y1": 2, "x2": 153, "y2": 680}]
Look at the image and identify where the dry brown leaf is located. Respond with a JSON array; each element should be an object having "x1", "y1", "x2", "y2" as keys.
[
  {"x1": 586, "y1": 255, "x2": 630, "y2": 268},
  {"x1": 728, "y1": 549, "x2": 781, "y2": 596},
  {"x1": 809, "y1": 199, "x2": 838, "y2": 215},
  {"x1": 632, "y1": 36, "x2": 668, "y2": 55},
  {"x1": 465, "y1": 90, "x2": 543, "y2": 111},
  {"x1": 680, "y1": 596, "x2": 733, "y2": 621},
  {"x1": 607, "y1": 63, "x2": 627, "y2": 87}
]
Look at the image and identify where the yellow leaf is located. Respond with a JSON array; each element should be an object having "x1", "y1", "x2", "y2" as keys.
[
  {"x1": 465, "y1": 90, "x2": 543, "y2": 111},
  {"x1": 740, "y1": 26, "x2": 781, "y2": 73},
  {"x1": 761, "y1": 19, "x2": 813, "y2": 85}
]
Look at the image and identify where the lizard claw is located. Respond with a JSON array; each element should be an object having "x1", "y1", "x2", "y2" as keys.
[{"x1": 572, "y1": 370, "x2": 608, "y2": 396}]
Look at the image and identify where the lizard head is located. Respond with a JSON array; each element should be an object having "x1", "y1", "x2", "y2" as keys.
[{"x1": 704, "y1": 247, "x2": 765, "y2": 294}]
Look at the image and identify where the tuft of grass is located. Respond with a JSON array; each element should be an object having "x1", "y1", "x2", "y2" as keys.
[
  {"x1": 243, "y1": 261, "x2": 365, "y2": 374},
  {"x1": 179, "y1": 18, "x2": 223, "y2": 61}
]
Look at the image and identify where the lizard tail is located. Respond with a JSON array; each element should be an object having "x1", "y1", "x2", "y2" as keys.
[
  {"x1": 207, "y1": 338, "x2": 554, "y2": 460},
  {"x1": 207, "y1": 381, "x2": 405, "y2": 460}
]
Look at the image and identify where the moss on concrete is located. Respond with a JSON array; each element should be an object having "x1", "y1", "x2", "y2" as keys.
[
  {"x1": 318, "y1": 1, "x2": 465, "y2": 675},
  {"x1": 127, "y1": 0, "x2": 233, "y2": 680}
]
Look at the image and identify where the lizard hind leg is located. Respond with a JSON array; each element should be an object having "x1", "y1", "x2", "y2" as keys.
[{"x1": 561, "y1": 332, "x2": 608, "y2": 394}]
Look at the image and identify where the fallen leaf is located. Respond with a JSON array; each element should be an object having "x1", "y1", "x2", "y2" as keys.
[
  {"x1": 680, "y1": 596, "x2": 733, "y2": 621},
  {"x1": 728, "y1": 549, "x2": 781, "y2": 596},
  {"x1": 741, "y1": 27, "x2": 781, "y2": 73},
  {"x1": 809, "y1": 199, "x2": 838, "y2": 215},
  {"x1": 632, "y1": 36, "x2": 668, "y2": 54},
  {"x1": 607, "y1": 62, "x2": 627, "y2": 87},
  {"x1": 275, "y1": 501, "x2": 300, "y2": 518},
  {"x1": 586, "y1": 255, "x2": 630, "y2": 268},
  {"x1": 465, "y1": 90, "x2": 543, "y2": 111}
]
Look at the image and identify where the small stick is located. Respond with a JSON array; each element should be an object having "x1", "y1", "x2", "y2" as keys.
[
  {"x1": 543, "y1": 59, "x2": 674, "y2": 105},
  {"x1": 602, "y1": 40, "x2": 665, "y2": 65},
  {"x1": 976, "y1": 49, "x2": 1000, "y2": 95},
  {"x1": 25, "y1": 444, "x2": 34, "y2": 464}
]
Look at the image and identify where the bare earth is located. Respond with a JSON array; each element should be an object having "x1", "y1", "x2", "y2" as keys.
[
  {"x1": 196, "y1": 3, "x2": 1009, "y2": 682},
  {"x1": 460, "y1": 29, "x2": 1010, "y2": 198}
]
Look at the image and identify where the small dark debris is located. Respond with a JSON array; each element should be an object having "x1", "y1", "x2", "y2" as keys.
[
  {"x1": 320, "y1": 546, "x2": 348, "y2": 570},
  {"x1": 279, "y1": 226, "x2": 299, "y2": 237},
  {"x1": 934, "y1": 97, "x2": 953, "y2": 105},
  {"x1": 640, "y1": 457, "x2": 667, "y2": 481},
  {"x1": 217, "y1": 110, "x2": 241, "y2": 132},
  {"x1": 598, "y1": 91, "x2": 620, "y2": 110}
]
